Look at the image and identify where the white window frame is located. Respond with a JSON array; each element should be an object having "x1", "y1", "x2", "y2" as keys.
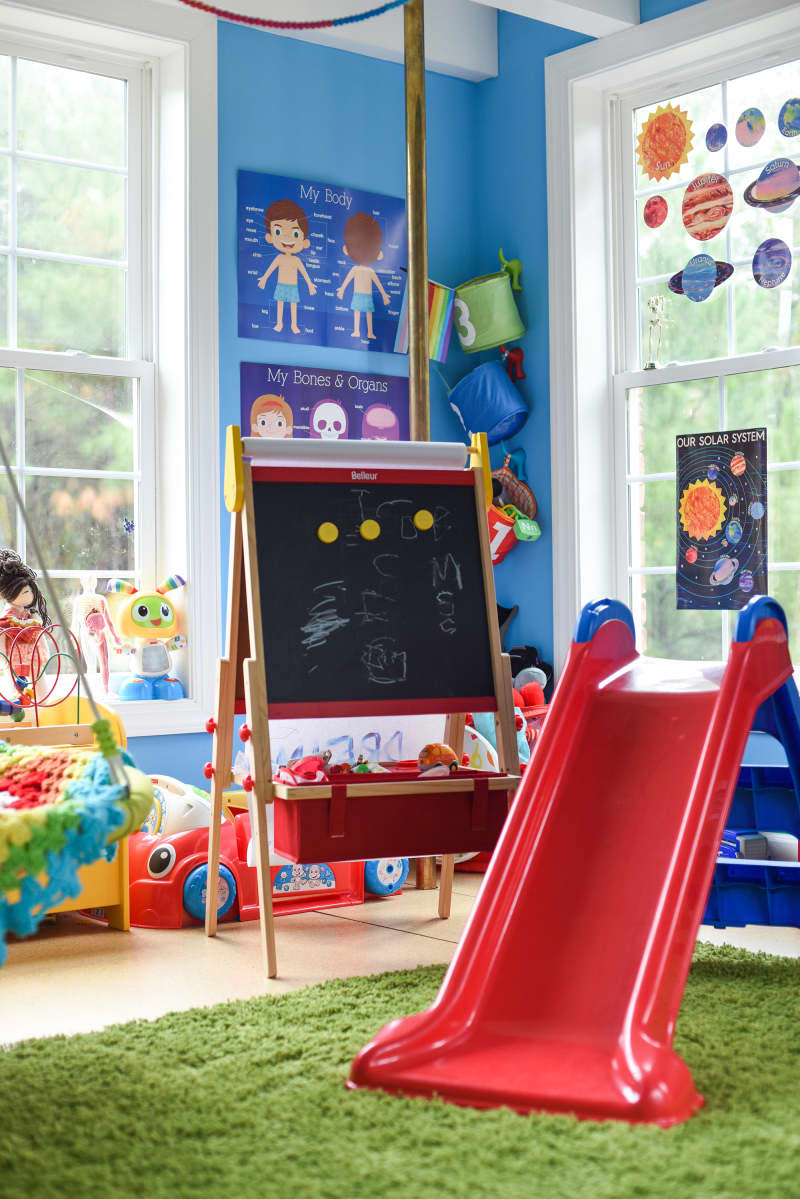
[
  {"x1": 546, "y1": 0, "x2": 800, "y2": 673},
  {"x1": 0, "y1": 0, "x2": 220, "y2": 736}
]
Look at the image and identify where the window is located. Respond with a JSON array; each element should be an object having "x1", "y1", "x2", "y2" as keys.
[
  {"x1": 620, "y1": 57, "x2": 800, "y2": 661},
  {"x1": 546, "y1": 0, "x2": 800, "y2": 673},
  {"x1": 0, "y1": 49, "x2": 155, "y2": 651},
  {"x1": 0, "y1": 1, "x2": 219, "y2": 736}
]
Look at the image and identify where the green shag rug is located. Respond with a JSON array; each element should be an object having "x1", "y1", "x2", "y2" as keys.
[{"x1": 2, "y1": 943, "x2": 800, "y2": 1199}]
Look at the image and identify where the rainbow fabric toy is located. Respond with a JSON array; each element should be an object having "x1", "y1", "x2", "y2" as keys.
[
  {"x1": 0, "y1": 741, "x2": 152, "y2": 964},
  {"x1": 394, "y1": 279, "x2": 455, "y2": 363}
]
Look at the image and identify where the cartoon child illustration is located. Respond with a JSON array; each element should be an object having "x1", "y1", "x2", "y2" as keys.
[
  {"x1": 257, "y1": 199, "x2": 317, "y2": 335},
  {"x1": 336, "y1": 211, "x2": 390, "y2": 340},
  {"x1": 250, "y1": 394, "x2": 293, "y2": 439}
]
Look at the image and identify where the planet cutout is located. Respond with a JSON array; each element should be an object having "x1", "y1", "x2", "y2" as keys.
[
  {"x1": 643, "y1": 195, "x2": 668, "y2": 228},
  {"x1": 778, "y1": 98, "x2": 800, "y2": 138},
  {"x1": 685, "y1": 547, "x2": 698, "y2": 564},
  {"x1": 753, "y1": 238, "x2": 792, "y2": 289},
  {"x1": 637, "y1": 104, "x2": 694, "y2": 182},
  {"x1": 726, "y1": 519, "x2": 743, "y2": 544},
  {"x1": 743, "y1": 158, "x2": 800, "y2": 214},
  {"x1": 707, "y1": 464, "x2": 718, "y2": 480},
  {"x1": 710, "y1": 556, "x2": 739, "y2": 586},
  {"x1": 730, "y1": 453, "x2": 746, "y2": 476},
  {"x1": 705, "y1": 123, "x2": 727, "y2": 151},
  {"x1": 669, "y1": 254, "x2": 733, "y2": 302},
  {"x1": 739, "y1": 571, "x2": 754, "y2": 593},
  {"x1": 749, "y1": 501, "x2": 765, "y2": 519},
  {"x1": 729, "y1": 494, "x2": 737, "y2": 506},
  {"x1": 736, "y1": 107, "x2": 765, "y2": 146},
  {"x1": 682, "y1": 173, "x2": 733, "y2": 241}
]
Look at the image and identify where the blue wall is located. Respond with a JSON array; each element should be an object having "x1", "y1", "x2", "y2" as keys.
[
  {"x1": 129, "y1": 0, "x2": 709, "y2": 782},
  {"x1": 475, "y1": 14, "x2": 591, "y2": 667}
]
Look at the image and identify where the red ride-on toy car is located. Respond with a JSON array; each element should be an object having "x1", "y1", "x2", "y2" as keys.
[{"x1": 129, "y1": 811, "x2": 364, "y2": 929}]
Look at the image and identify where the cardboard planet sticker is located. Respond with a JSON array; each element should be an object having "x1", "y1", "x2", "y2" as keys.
[
  {"x1": 705, "y1": 123, "x2": 727, "y2": 151},
  {"x1": 643, "y1": 195, "x2": 668, "y2": 228},
  {"x1": 735, "y1": 107, "x2": 765, "y2": 146},
  {"x1": 636, "y1": 103, "x2": 694, "y2": 182},
  {"x1": 730, "y1": 452, "x2": 747, "y2": 476},
  {"x1": 739, "y1": 571, "x2": 754, "y2": 593},
  {"x1": 778, "y1": 97, "x2": 800, "y2": 138},
  {"x1": 669, "y1": 253, "x2": 733, "y2": 302},
  {"x1": 749, "y1": 501, "x2": 765, "y2": 520},
  {"x1": 726, "y1": 519, "x2": 743, "y2": 544},
  {"x1": 743, "y1": 158, "x2": 800, "y2": 214},
  {"x1": 682, "y1": 173, "x2": 733, "y2": 241},
  {"x1": 685, "y1": 547, "x2": 698, "y2": 564},
  {"x1": 752, "y1": 238, "x2": 792, "y2": 289}
]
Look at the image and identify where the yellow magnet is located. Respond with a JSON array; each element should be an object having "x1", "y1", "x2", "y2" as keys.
[
  {"x1": 413, "y1": 508, "x2": 434, "y2": 531},
  {"x1": 318, "y1": 521, "x2": 339, "y2": 544},
  {"x1": 360, "y1": 519, "x2": 381, "y2": 541}
]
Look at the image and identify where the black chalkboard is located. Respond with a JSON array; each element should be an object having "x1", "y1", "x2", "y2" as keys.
[{"x1": 251, "y1": 472, "x2": 496, "y2": 713}]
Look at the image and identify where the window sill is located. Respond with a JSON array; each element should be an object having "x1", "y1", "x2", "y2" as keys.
[{"x1": 109, "y1": 697, "x2": 211, "y2": 739}]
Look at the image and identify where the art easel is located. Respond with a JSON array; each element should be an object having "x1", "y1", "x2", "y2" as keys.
[{"x1": 205, "y1": 427, "x2": 519, "y2": 980}]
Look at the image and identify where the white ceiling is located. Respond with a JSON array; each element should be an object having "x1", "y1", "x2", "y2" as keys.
[{"x1": 150, "y1": 0, "x2": 639, "y2": 81}]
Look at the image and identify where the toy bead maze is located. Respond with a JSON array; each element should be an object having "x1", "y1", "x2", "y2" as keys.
[
  {"x1": 350, "y1": 596, "x2": 800, "y2": 1126},
  {"x1": 204, "y1": 427, "x2": 520, "y2": 979}
]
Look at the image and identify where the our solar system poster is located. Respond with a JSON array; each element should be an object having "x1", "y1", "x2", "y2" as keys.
[{"x1": 676, "y1": 428, "x2": 767, "y2": 611}]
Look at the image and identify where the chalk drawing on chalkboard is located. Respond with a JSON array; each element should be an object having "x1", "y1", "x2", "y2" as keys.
[
  {"x1": 372, "y1": 554, "x2": 400, "y2": 579},
  {"x1": 355, "y1": 589, "x2": 394, "y2": 625},
  {"x1": 361, "y1": 636, "x2": 408, "y2": 685},
  {"x1": 431, "y1": 553, "x2": 463, "y2": 590},
  {"x1": 301, "y1": 581, "x2": 349, "y2": 650}
]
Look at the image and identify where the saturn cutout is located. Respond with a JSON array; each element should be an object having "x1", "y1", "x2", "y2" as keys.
[
  {"x1": 744, "y1": 158, "x2": 800, "y2": 214},
  {"x1": 710, "y1": 556, "x2": 739, "y2": 587},
  {"x1": 669, "y1": 253, "x2": 733, "y2": 302}
]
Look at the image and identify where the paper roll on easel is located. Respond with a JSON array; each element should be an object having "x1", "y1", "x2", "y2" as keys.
[{"x1": 242, "y1": 437, "x2": 469, "y2": 471}]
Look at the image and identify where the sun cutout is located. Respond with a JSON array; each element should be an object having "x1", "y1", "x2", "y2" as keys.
[
  {"x1": 679, "y1": 479, "x2": 726, "y2": 541},
  {"x1": 637, "y1": 104, "x2": 694, "y2": 182}
]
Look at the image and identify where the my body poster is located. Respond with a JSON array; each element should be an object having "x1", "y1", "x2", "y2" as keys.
[
  {"x1": 238, "y1": 170, "x2": 406, "y2": 354},
  {"x1": 241, "y1": 362, "x2": 410, "y2": 443},
  {"x1": 676, "y1": 427, "x2": 767, "y2": 610}
]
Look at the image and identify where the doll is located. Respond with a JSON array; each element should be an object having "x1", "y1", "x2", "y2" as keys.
[
  {"x1": 70, "y1": 572, "x2": 122, "y2": 695},
  {"x1": 0, "y1": 549, "x2": 50, "y2": 700}
]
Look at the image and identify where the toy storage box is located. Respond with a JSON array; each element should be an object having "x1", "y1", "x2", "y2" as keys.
[
  {"x1": 703, "y1": 742, "x2": 800, "y2": 928},
  {"x1": 273, "y1": 764, "x2": 514, "y2": 864}
]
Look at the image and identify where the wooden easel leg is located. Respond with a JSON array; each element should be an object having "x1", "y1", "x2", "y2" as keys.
[
  {"x1": 206, "y1": 658, "x2": 233, "y2": 937},
  {"x1": 414, "y1": 857, "x2": 437, "y2": 889},
  {"x1": 438, "y1": 854, "x2": 455, "y2": 918},
  {"x1": 438, "y1": 712, "x2": 466, "y2": 918},
  {"x1": 249, "y1": 775, "x2": 277, "y2": 979}
]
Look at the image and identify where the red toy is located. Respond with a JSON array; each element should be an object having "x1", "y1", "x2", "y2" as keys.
[
  {"x1": 350, "y1": 597, "x2": 800, "y2": 1126},
  {"x1": 129, "y1": 812, "x2": 363, "y2": 928}
]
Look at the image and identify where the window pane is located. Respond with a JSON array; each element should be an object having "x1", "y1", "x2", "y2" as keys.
[
  {"x1": 16, "y1": 60, "x2": 125, "y2": 167},
  {"x1": 768, "y1": 572, "x2": 800, "y2": 664},
  {"x1": 628, "y1": 379, "x2": 718, "y2": 476},
  {"x1": 732, "y1": 272, "x2": 800, "y2": 357},
  {"x1": 636, "y1": 191, "x2": 693, "y2": 280},
  {"x1": 17, "y1": 257, "x2": 124, "y2": 355},
  {"x1": 25, "y1": 475, "x2": 134, "y2": 571},
  {"x1": 639, "y1": 281, "x2": 728, "y2": 367},
  {"x1": 765, "y1": 471, "x2": 797, "y2": 564},
  {"x1": 629, "y1": 479, "x2": 675, "y2": 569},
  {"x1": 0, "y1": 366, "x2": 15, "y2": 462},
  {"x1": 725, "y1": 60, "x2": 800, "y2": 174},
  {"x1": 726, "y1": 366, "x2": 800, "y2": 463},
  {"x1": 0, "y1": 254, "x2": 9, "y2": 347},
  {"x1": 727, "y1": 181, "x2": 800, "y2": 265},
  {"x1": 0, "y1": 474, "x2": 17, "y2": 549},
  {"x1": 630, "y1": 572, "x2": 724, "y2": 660},
  {"x1": 24, "y1": 372, "x2": 133, "y2": 471},
  {"x1": 0, "y1": 155, "x2": 8, "y2": 246},
  {"x1": 17, "y1": 160, "x2": 125, "y2": 260},
  {"x1": 0, "y1": 57, "x2": 9, "y2": 149}
]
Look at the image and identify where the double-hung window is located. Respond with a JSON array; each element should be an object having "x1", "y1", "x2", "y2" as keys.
[
  {"x1": 0, "y1": 1, "x2": 219, "y2": 736},
  {"x1": 547, "y1": 0, "x2": 800, "y2": 671},
  {"x1": 0, "y1": 46, "x2": 154, "y2": 634}
]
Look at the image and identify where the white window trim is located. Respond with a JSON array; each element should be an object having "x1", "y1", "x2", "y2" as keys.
[
  {"x1": 0, "y1": 0, "x2": 220, "y2": 737},
  {"x1": 546, "y1": 0, "x2": 800, "y2": 674}
]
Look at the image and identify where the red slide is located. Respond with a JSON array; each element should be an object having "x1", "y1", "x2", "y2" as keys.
[{"x1": 349, "y1": 598, "x2": 797, "y2": 1126}]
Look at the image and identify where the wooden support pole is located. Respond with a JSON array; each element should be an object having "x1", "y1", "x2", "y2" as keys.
[{"x1": 405, "y1": 0, "x2": 429, "y2": 442}]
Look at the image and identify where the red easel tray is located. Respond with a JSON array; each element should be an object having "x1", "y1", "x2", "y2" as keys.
[{"x1": 272, "y1": 764, "x2": 518, "y2": 864}]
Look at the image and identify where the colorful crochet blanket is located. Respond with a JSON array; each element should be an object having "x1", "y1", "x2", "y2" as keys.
[{"x1": 0, "y1": 741, "x2": 152, "y2": 964}]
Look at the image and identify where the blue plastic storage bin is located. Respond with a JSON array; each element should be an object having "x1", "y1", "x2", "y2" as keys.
[{"x1": 702, "y1": 754, "x2": 800, "y2": 928}]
